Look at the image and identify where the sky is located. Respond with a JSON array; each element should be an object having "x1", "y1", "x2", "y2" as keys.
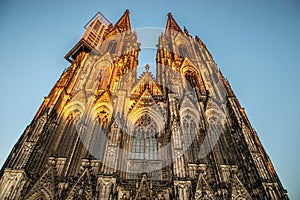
[{"x1": 0, "y1": 0, "x2": 299, "y2": 198}]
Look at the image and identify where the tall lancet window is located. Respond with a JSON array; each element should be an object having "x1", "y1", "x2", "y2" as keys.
[
  {"x1": 185, "y1": 70, "x2": 199, "y2": 89},
  {"x1": 131, "y1": 114, "x2": 158, "y2": 160},
  {"x1": 107, "y1": 40, "x2": 117, "y2": 53},
  {"x1": 178, "y1": 44, "x2": 188, "y2": 58},
  {"x1": 181, "y1": 114, "x2": 197, "y2": 149}
]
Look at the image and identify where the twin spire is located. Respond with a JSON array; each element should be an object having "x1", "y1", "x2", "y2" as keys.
[
  {"x1": 114, "y1": 10, "x2": 184, "y2": 33},
  {"x1": 114, "y1": 9, "x2": 131, "y2": 31}
]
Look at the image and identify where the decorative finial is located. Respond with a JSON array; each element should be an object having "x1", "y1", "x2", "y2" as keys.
[
  {"x1": 195, "y1": 35, "x2": 206, "y2": 48},
  {"x1": 145, "y1": 64, "x2": 150, "y2": 72},
  {"x1": 184, "y1": 26, "x2": 189, "y2": 35}
]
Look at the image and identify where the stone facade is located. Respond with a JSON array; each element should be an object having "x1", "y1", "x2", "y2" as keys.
[{"x1": 0, "y1": 10, "x2": 288, "y2": 199}]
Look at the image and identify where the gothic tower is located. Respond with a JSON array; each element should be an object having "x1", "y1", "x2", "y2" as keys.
[{"x1": 0, "y1": 10, "x2": 288, "y2": 199}]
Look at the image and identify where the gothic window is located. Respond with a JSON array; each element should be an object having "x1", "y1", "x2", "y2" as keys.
[
  {"x1": 180, "y1": 112, "x2": 199, "y2": 162},
  {"x1": 185, "y1": 70, "x2": 199, "y2": 89},
  {"x1": 97, "y1": 109, "x2": 109, "y2": 127},
  {"x1": 107, "y1": 40, "x2": 117, "y2": 53},
  {"x1": 131, "y1": 114, "x2": 158, "y2": 160},
  {"x1": 99, "y1": 69, "x2": 110, "y2": 89},
  {"x1": 59, "y1": 114, "x2": 78, "y2": 157},
  {"x1": 88, "y1": 121, "x2": 107, "y2": 160},
  {"x1": 181, "y1": 114, "x2": 197, "y2": 148},
  {"x1": 178, "y1": 44, "x2": 188, "y2": 58}
]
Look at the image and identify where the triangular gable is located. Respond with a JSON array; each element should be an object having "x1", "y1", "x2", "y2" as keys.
[
  {"x1": 180, "y1": 95, "x2": 198, "y2": 110},
  {"x1": 230, "y1": 174, "x2": 252, "y2": 199},
  {"x1": 66, "y1": 168, "x2": 93, "y2": 200},
  {"x1": 134, "y1": 89, "x2": 156, "y2": 108},
  {"x1": 174, "y1": 32, "x2": 190, "y2": 46},
  {"x1": 131, "y1": 71, "x2": 162, "y2": 96},
  {"x1": 96, "y1": 90, "x2": 112, "y2": 104},
  {"x1": 25, "y1": 166, "x2": 55, "y2": 199},
  {"x1": 95, "y1": 51, "x2": 113, "y2": 64},
  {"x1": 180, "y1": 57, "x2": 198, "y2": 72},
  {"x1": 104, "y1": 28, "x2": 121, "y2": 40},
  {"x1": 194, "y1": 173, "x2": 216, "y2": 200},
  {"x1": 128, "y1": 89, "x2": 157, "y2": 115},
  {"x1": 134, "y1": 174, "x2": 153, "y2": 200},
  {"x1": 111, "y1": 117, "x2": 120, "y2": 128},
  {"x1": 111, "y1": 116, "x2": 126, "y2": 130},
  {"x1": 140, "y1": 88, "x2": 154, "y2": 99}
]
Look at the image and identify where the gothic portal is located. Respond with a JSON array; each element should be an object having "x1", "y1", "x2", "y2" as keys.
[{"x1": 0, "y1": 10, "x2": 289, "y2": 199}]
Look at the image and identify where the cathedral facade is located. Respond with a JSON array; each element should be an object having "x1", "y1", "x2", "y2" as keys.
[{"x1": 0, "y1": 10, "x2": 288, "y2": 199}]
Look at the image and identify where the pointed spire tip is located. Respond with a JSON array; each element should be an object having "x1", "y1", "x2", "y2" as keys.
[
  {"x1": 166, "y1": 12, "x2": 182, "y2": 32},
  {"x1": 145, "y1": 64, "x2": 150, "y2": 72}
]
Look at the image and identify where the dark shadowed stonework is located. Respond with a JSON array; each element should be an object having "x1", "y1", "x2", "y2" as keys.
[{"x1": 0, "y1": 10, "x2": 288, "y2": 199}]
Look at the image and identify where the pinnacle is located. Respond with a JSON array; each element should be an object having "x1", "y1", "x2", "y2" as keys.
[
  {"x1": 114, "y1": 9, "x2": 131, "y2": 31},
  {"x1": 166, "y1": 12, "x2": 182, "y2": 32}
]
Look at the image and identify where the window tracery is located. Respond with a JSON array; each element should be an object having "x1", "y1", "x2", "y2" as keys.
[
  {"x1": 181, "y1": 114, "x2": 197, "y2": 148},
  {"x1": 178, "y1": 44, "x2": 188, "y2": 58},
  {"x1": 131, "y1": 114, "x2": 158, "y2": 160},
  {"x1": 184, "y1": 70, "x2": 199, "y2": 89},
  {"x1": 107, "y1": 40, "x2": 117, "y2": 53}
]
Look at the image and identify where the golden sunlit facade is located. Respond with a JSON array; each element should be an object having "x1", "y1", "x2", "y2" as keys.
[{"x1": 0, "y1": 10, "x2": 288, "y2": 199}]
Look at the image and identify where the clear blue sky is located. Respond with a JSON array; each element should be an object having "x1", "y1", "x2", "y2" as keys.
[{"x1": 0, "y1": 0, "x2": 299, "y2": 198}]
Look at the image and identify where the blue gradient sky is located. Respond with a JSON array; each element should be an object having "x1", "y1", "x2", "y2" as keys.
[{"x1": 0, "y1": 0, "x2": 299, "y2": 198}]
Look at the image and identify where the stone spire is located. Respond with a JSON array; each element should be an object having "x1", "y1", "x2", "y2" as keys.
[
  {"x1": 114, "y1": 9, "x2": 131, "y2": 31},
  {"x1": 166, "y1": 13, "x2": 182, "y2": 32}
]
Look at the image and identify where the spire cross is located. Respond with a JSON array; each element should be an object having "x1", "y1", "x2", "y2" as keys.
[{"x1": 145, "y1": 64, "x2": 150, "y2": 72}]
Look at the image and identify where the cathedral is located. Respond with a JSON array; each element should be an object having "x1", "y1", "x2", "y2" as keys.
[{"x1": 0, "y1": 10, "x2": 289, "y2": 199}]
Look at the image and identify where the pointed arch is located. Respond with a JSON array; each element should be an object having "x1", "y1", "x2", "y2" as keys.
[
  {"x1": 27, "y1": 190, "x2": 52, "y2": 200},
  {"x1": 91, "y1": 100, "x2": 113, "y2": 127},
  {"x1": 56, "y1": 101, "x2": 85, "y2": 158},
  {"x1": 87, "y1": 59, "x2": 113, "y2": 90},
  {"x1": 180, "y1": 64, "x2": 206, "y2": 96},
  {"x1": 179, "y1": 99, "x2": 200, "y2": 161},
  {"x1": 180, "y1": 97, "x2": 200, "y2": 127},
  {"x1": 107, "y1": 40, "x2": 117, "y2": 53},
  {"x1": 63, "y1": 101, "x2": 85, "y2": 122},
  {"x1": 90, "y1": 59, "x2": 113, "y2": 89},
  {"x1": 128, "y1": 107, "x2": 164, "y2": 133},
  {"x1": 127, "y1": 108, "x2": 164, "y2": 179}
]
